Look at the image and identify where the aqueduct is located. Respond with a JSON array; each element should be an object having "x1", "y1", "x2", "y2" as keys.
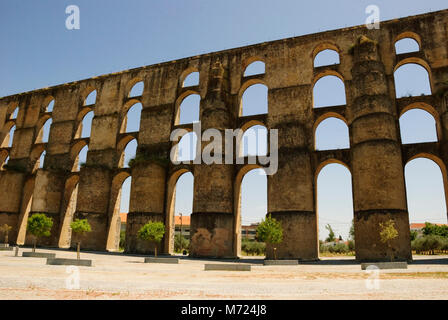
[{"x1": 1, "y1": 10, "x2": 448, "y2": 262}]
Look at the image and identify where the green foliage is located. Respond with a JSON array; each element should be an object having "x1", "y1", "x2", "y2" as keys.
[
  {"x1": 422, "y1": 222, "x2": 448, "y2": 238},
  {"x1": 119, "y1": 230, "x2": 126, "y2": 251},
  {"x1": 325, "y1": 224, "x2": 336, "y2": 242},
  {"x1": 137, "y1": 221, "x2": 165, "y2": 243},
  {"x1": 128, "y1": 151, "x2": 170, "y2": 169},
  {"x1": 27, "y1": 214, "x2": 53, "y2": 238},
  {"x1": 349, "y1": 220, "x2": 355, "y2": 240},
  {"x1": 256, "y1": 215, "x2": 283, "y2": 245},
  {"x1": 412, "y1": 235, "x2": 448, "y2": 254},
  {"x1": 320, "y1": 242, "x2": 353, "y2": 254},
  {"x1": 174, "y1": 234, "x2": 190, "y2": 253},
  {"x1": 70, "y1": 219, "x2": 92, "y2": 235},
  {"x1": 379, "y1": 219, "x2": 398, "y2": 244},
  {"x1": 347, "y1": 240, "x2": 355, "y2": 251},
  {"x1": 241, "y1": 239, "x2": 266, "y2": 256},
  {"x1": 410, "y1": 230, "x2": 418, "y2": 241}
]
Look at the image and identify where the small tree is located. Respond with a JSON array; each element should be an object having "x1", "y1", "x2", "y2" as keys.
[
  {"x1": 70, "y1": 219, "x2": 92, "y2": 260},
  {"x1": 137, "y1": 221, "x2": 165, "y2": 257},
  {"x1": 27, "y1": 214, "x2": 53, "y2": 252},
  {"x1": 256, "y1": 214, "x2": 283, "y2": 260},
  {"x1": 379, "y1": 219, "x2": 399, "y2": 262},
  {"x1": 325, "y1": 224, "x2": 336, "y2": 242},
  {"x1": 349, "y1": 219, "x2": 355, "y2": 240},
  {"x1": 0, "y1": 224, "x2": 12, "y2": 244}
]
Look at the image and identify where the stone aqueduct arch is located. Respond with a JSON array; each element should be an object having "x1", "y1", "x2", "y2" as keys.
[{"x1": 1, "y1": 10, "x2": 448, "y2": 261}]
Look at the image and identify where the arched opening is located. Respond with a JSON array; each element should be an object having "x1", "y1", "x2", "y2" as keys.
[
  {"x1": 120, "y1": 139, "x2": 137, "y2": 168},
  {"x1": 176, "y1": 132, "x2": 197, "y2": 163},
  {"x1": 58, "y1": 176, "x2": 79, "y2": 248},
  {"x1": 244, "y1": 61, "x2": 265, "y2": 77},
  {"x1": 405, "y1": 157, "x2": 448, "y2": 254},
  {"x1": 165, "y1": 171, "x2": 194, "y2": 254},
  {"x1": 73, "y1": 144, "x2": 88, "y2": 172},
  {"x1": 315, "y1": 117, "x2": 350, "y2": 150},
  {"x1": 10, "y1": 107, "x2": 19, "y2": 120},
  {"x1": 395, "y1": 38, "x2": 420, "y2": 54},
  {"x1": 177, "y1": 94, "x2": 200, "y2": 125},
  {"x1": 128, "y1": 81, "x2": 144, "y2": 98},
  {"x1": 37, "y1": 118, "x2": 52, "y2": 143},
  {"x1": 122, "y1": 103, "x2": 142, "y2": 133},
  {"x1": 183, "y1": 72, "x2": 199, "y2": 87},
  {"x1": 316, "y1": 162, "x2": 354, "y2": 257},
  {"x1": 37, "y1": 151, "x2": 46, "y2": 170},
  {"x1": 313, "y1": 75, "x2": 346, "y2": 108},
  {"x1": 80, "y1": 111, "x2": 94, "y2": 138},
  {"x1": 239, "y1": 125, "x2": 268, "y2": 157},
  {"x1": 235, "y1": 167, "x2": 267, "y2": 257},
  {"x1": 399, "y1": 109, "x2": 438, "y2": 144},
  {"x1": 314, "y1": 49, "x2": 340, "y2": 67},
  {"x1": 84, "y1": 90, "x2": 97, "y2": 106},
  {"x1": 7, "y1": 125, "x2": 16, "y2": 148},
  {"x1": 46, "y1": 99, "x2": 55, "y2": 113},
  {"x1": 106, "y1": 174, "x2": 131, "y2": 252},
  {"x1": 394, "y1": 63, "x2": 432, "y2": 98},
  {"x1": 241, "y1": 83, "x2": 268, "y2": 116}
]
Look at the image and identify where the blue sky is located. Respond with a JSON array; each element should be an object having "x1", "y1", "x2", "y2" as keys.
[{"x1": 2, "y1": 1, "x2": 448, "y2": 241}]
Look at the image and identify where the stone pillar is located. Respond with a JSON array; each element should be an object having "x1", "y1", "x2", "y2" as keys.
[
  {"x1": 190, "y1": 61, "x2": 236, "y2": 258},
  {"x1": 126, "y1": 161, "x2": 167, "y2": 254},
  {"x1": 350, "y1": 36, "x2": 411, "y2": 262},
  {"x1": 75, "y1": 164, "x2": 112, "y2": 251},
  {"x1": 0, "y1": 170, "x2": 26, "y2": 244},
  {"x1": 266, "y1": 123, "x2": 318, "y2": 261},
  {"x1": 29, "y1": 169, "x2": 65, "y2": 246}
]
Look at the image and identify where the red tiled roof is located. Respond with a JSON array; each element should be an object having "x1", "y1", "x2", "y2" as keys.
[
  {"x1": 120, "y1": 213, "x2": 127, "y2": 223},
  {"x1": 175, "y1": 215, "x2": 190, "y2": 226},
  {"x1": 410, "y1": 223, "x2": 448, "y2": 229}
]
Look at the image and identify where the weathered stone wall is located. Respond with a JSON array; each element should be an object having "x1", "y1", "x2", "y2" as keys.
[{"x1": 0, "y1": 9, "x2": 447, "y2": 261}]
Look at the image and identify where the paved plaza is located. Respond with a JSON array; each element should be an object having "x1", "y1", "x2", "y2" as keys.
[{"x1": 1, "y1": 248, "x2": 448, "y2": 299}]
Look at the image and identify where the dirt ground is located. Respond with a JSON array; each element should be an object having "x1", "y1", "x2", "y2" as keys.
[{"x1": 1, "y1": 248, "x2": 448, "y2": 300}]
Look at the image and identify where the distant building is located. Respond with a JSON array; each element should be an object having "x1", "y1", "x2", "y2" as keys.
[
  {"x1": 175, "y1": 215, "x2": 191, "y2": 240},
  {"x1": 241, "y1": 223, "x2": 259, "y2": 240},
  {"x1": 120, "y1": 213, "x2": 127, "y2": 231}
]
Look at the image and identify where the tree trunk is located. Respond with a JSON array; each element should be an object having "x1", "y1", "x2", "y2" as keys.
[
  {"x1": 155, "y1": 244, "x2": 157, "y2": 258},
  {"x1": 5, "y1": 232, "x2": 8, "y2": 244},
  {"x1": 77, "y1": 241, "x2": 81, "y2": 260},
  {"x1": 273, "y1": 247, "x2": 277, "y2": 260},
  {"x1": 33, "y1": 238, "x2": 36, "y2": 253}
]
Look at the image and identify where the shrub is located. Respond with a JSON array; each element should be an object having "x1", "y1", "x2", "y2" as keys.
[
  {"x1": 412, "y1": 235, "x2": 448, "y2": 254},
  {"x1": 27, "y1": 213, "x2": 53, "y2": 252},
  {"x1": 137, "y1": 221, "x2": 165, "y2": 257},
  {"x1": 422, "y1": 222, "x2": 448, "y2": 238},
  {"x1": 119, "y1": 230, "x2": 126, "y2": 251},
  {"x1": 70, "y1": 218, "x2": 92, "y2": 259},
  {"x1": 174, "y1": 234, "x2": 190, "y2": 253},
  {"x1": 241, "y1": 239, "x2": 266, "y2": 256},
  {"x1": 256, "y1": 215, "x2": 283, "y2": 260}
]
